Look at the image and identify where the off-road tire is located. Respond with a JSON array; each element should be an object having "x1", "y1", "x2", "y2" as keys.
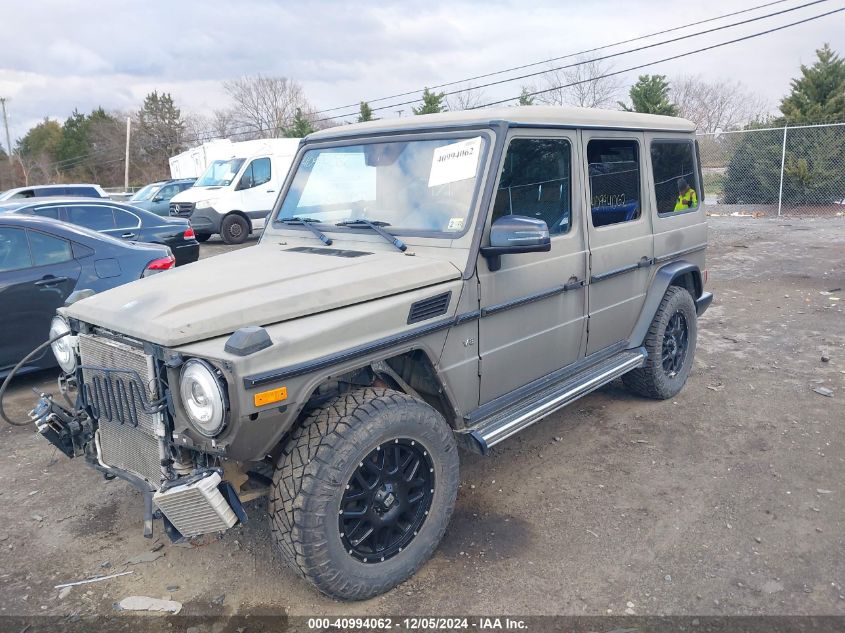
[
  {"x1": 623, "y1": 285, "x2": 698, "y2": 400},
  {"x1": 194, "y1": 233, "x2": 211, "y2": 243},
  {"x1": 270, "y1": 387, "x2": 459, "y2": 600},
  {"x1": 220, "y1": 214, "x2": 249, "y2": 245}
]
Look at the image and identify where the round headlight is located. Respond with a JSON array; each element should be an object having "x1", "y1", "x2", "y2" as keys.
[
  {"x1": 49, "y1": 316, "x2": 77, "y2": 373},
  {"x1": 179, "y1": 359, "x2": 227, "y2": 437}
]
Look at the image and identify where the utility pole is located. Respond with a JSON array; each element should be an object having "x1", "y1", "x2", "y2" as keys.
[
  {"x1": 124, "y1": 116, "x2": 131, "y2": 192},
  {"x1": 0, "y1": 98, "x2": 12, "y2": 163}
]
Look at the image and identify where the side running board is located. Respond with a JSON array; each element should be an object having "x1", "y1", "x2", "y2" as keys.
[{"x1": 462, "y1": 348, "x2": 646, "y2": 455}]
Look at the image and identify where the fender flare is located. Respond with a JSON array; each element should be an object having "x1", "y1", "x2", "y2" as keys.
[{"x1": 627, "y1": 261, "x2": 703, "y2": 348}]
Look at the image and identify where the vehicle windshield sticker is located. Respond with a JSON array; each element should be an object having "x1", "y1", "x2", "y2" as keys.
[
  {"x1": 428, "y1": 137, "x2": 482, "y2": 187},
  {"x1": 447, "y1": 217, "x2": 465, "y2": 231}
]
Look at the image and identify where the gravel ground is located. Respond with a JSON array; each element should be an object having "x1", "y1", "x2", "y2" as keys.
[{"x1": 0, "y1": 217, "x2": 843, "y2": 622}]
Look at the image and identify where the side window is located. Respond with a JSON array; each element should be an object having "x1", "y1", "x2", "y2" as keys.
[
  {"x1": 0, "y1": 227, "x2": 32, "y2": 272},
  {"x1": 72, "y1": 186, "x2": 100, "y2": 198},
  {"x1": 252, "y1": 158, "x2": 271, "y2": 187},
  {"x1": 31, "y1": 206, "x2": 60, "y2": 219},
  {"x1": 28, "y1": 230, "x2": 73, "y2": 266},
  {"x1": 67, "y1": 205, "x2": 115, "y2": 231},
  {"x1": 492, "y1": 138, "x2": 572, "y2": 235},
  {"x1": 587, "y1": 139, "x2": 641, "y2": 228},
  {"x1": 650, "y1": 140, "x2": 700, "y2": 215},
  {"x1": 239, "y1": 158, "x2": 271, "y2": 190},
  {"x1": 156, "y1": 185, "x2": 178, "y2": 200},
  {"x1": 113, "y1": 208, "x2": 139, "y2": 230}
]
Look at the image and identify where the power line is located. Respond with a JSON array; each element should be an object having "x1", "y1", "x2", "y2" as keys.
[
  {"x1": 311, "y1": 0, "x2": 803, "y2": 116},
  {"x1": 314, "y1": 0, "x2": 834, "y2": 123},
  {"x1": 476, "y1": 6, "x2": 845, "y2": 108}
]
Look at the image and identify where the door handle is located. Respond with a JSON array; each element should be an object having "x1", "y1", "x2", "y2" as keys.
[
  {"x1": 637, "y1": 256, "x2": 653, "y2": 268},
  {"x1": 121, "y1": 232, "x2": 137, "y2": 239},
  {"x1": 563, "y1": 276, "x2": 584, "y2": 291},
  {"x1": 266, "y1": 189, "x2": 276, "y2": 193},
  {"x1": 35, "y1": 276, "x2": 68, "y2": 286}
]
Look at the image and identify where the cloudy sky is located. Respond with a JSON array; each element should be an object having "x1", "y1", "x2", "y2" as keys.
[{"x1": 1, "y1": 0, "x2": 842, "y2": 146}]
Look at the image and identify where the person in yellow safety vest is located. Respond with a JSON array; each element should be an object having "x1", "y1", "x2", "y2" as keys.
[{"x1": 674, "y1": 177, "x2": 698, "y2": 211}]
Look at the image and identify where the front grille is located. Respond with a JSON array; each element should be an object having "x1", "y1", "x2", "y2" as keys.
[
  {"x1": 79, "y1": 334, "x2": 166, "y2": 487},
  {"x1": 170, "y1": 202, "x2": 195, "y2": 217}
]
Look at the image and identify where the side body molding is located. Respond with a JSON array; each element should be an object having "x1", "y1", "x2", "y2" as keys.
[{"x1": 627, "y1": 260, "x2": 703, "y2": 348}]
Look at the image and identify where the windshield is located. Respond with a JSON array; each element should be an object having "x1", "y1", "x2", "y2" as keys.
[
  {"x1": 276, "y1": 136, "x2": 486, "y2": 234},
  {"x1": 130, "y1": 183, "x2": 160, "y2": 202},
  {"x1": 196, "y1": 158, "x2": 245, "y2": 187}
]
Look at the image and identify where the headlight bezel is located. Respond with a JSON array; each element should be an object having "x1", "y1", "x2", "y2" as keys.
[
  {"x1": 49, "y1": 316, "x2": 77, "y2": 374},
  {"x1": 178, "y1": 359, "x2": 228, "y2": 438}
]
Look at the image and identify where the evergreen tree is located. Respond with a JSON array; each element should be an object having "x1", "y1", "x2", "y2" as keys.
[
  {"x1": 358, "y1": 101, "x2": 375, "y2": 122},
  {"x1": 285, "y1": 108, "x2": 315, "y2": 137},
  {"x1": 723, "y1": 44, "x2": 845, "y2": 206},
  {"x1": 779, "y1": 43, "x2": 845, "y2": 124},
  {"x1": 517, "y1": 87, "x2": 535, "y2": 106},
  {"x1": 137, "y1": 91, "x2": 184, "y2": 158},
  {"x1": 620, "y1": 75, "x2": 678, "y2": 115},
  {"x1": 412, "y1": 88, "x2": 446, "y2": 115}
]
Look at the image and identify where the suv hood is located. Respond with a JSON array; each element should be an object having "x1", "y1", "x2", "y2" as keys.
[{"x1": 66, "y1": 243, "x2": 461, "y2": 347}]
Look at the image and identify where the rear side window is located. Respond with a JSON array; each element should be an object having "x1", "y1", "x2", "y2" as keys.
[
  {"x1": 493, "y1": 138, "x2": 572, "y2": 235},
  {"x1": 66, "y1": 186, "x2": 101, "y2": 197},
  {"x1": 67, "y1": 205, "x2": 115, "y2": 231},
  {"x1": 28, "y1": 230, "x2": 73, "y2": 266},
  {"x1": 113, "y1": 208, "x2": 139, "y2": 230},
  {"x1": 0, "y1": 227, "x2": 32, "y2": 271},
  {"x1": 587, "y1": 139, "x2": 642, "y2": 227},
  {"x1": 650, "y1": 140, "x2": 700, "y2": 215}
]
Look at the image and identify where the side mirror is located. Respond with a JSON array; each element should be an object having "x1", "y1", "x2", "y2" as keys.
[
  {"x1": 152, "y1": 195, "x2": 164, "y2": 202},
  {"x1": 480, "y1": 215, "x2": 551, "y2": 271},
  {"x1": 237, "y1": 175, "x2": 254, "y2": 191}
]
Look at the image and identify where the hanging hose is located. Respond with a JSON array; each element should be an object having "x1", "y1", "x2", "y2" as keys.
[{"x1": 0, "y1": 332, "x2": 70, "y2": 427}]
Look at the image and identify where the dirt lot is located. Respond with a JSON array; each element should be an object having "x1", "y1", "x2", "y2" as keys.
[{"x1": 1, "y1": 218, "x2": 843, "y2": 622}]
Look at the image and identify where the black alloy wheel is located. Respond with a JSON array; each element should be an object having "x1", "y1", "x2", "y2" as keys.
[
  {"x1": 339, "y1": 438, "x2": 434, "y2": 563},
  {"x1": 661, "y1": 311, "x2": 689, "y2": 378}
]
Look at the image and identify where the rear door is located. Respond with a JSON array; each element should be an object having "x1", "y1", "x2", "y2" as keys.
[
  {"x1": 0, "y1": 226, "x2": 80, "y2": 371},
  {"x1": 237, "y1": 157, "x2": 274, "y2": 230},
  {"x1": 581, "y1": 131, "x2": 654, "y2": 354}
]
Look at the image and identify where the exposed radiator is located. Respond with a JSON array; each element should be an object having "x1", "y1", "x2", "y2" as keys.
[{"x1": 79, "y1": 333, "x2": 165, "y2": 487}]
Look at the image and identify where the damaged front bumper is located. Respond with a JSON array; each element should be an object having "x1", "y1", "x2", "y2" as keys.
[{"x1": 30, "y1": 393, "x2": 247, "y2": 541}]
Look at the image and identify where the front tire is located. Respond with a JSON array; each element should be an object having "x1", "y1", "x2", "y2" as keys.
[
  {"x1": 220, "y1": 214, "x2": 249, "y2": 245},
  {"x1": 270, "y1": 388, "x2": 459, "y2": 600},
  {"x1": 623, "y1": 285, "x2": 698, "y2": 399}
]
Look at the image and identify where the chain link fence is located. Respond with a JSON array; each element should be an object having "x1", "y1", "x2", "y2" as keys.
[{"x1": 697, "y1": 122, "x2": 845, "y2": 218}]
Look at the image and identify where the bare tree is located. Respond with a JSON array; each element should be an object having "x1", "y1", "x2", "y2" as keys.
[
  {"x1": 223, "y1": 75, "x2": 311, "y2": 138},
  {"x1": 536, "y1": 57, "x2": 622, "y2": 109},
  {"x1": 445, "y1": 84, "x2": 486, "y2": 111},
  {"x1": 672, "y1": 75, "x2": 771, "y2": 132}
]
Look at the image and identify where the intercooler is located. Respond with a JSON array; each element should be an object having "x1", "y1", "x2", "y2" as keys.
[{"x1": 78, "y1": 333, "x2": 165, "y2": 487}]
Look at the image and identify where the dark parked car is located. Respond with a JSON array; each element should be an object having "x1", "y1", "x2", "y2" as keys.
[
  {"x1": 0, "y1": 184, "x2": 109, "y2": 201},
  {"x1": 129, "y1": 178, "x2": 196, "y2": 216},
  {"x1": 0, "y1": 198, "x2": 200, "y2": 266},
  {"x1": 0, "y1": 214, "x2": 175, "y2": 377}
]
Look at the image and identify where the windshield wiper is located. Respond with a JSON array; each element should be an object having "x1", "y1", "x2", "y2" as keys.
[
  {"x1": 336, "y1": 219, "x2": 407, "y2": 252},
  {"x1": 279, "y1": 217, "x2": 332, "y2": 245}
]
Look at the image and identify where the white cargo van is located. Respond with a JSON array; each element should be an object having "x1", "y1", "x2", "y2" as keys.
[{"x1": 169, "y1": 138, "x2": 300, "y2": 244}]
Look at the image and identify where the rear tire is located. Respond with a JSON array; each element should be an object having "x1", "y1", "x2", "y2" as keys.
[
  {"x1": 270, "y1": 387, "x2": 459, "y2": 600},
  {"x1": 194, "y1": 233, "x2": 211, "y2": 243},
  {"x1": 623, "y1": 285, "x2": 697, "y2": 400},
  {"x1": 220, "y1": 214, "x2": 249, "y2": 245}
]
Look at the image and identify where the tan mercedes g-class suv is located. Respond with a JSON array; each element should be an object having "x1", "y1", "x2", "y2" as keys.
[{"x1": 22, "y1": 107, "x2": 711, "y2": 600}]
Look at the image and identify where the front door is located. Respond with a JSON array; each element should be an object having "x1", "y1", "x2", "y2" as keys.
[
  {"x1": 237, "y1": 156, "x2": 275, "y2": 230},
  {"x1": 581, "y1": 131, "x2": 654, "y2": 354},
  {"x1": 478, "y1": 131, "x2": 588, "y2": 404}
]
